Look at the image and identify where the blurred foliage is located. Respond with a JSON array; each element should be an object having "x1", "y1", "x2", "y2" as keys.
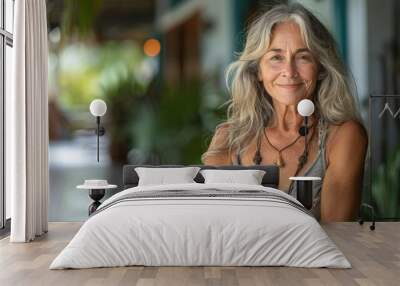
[
  {"x1": 53, "y1": 41, "x2": 227, "y2": 164},
  {"x1": 371, "y1": 145, "x2": 400, "y2": 218},
  {"x1": 132, "y1": 80, "x2": 227, "y2": 165},
  {"x1": 50, "y1": 0, "x2": 228, "y2": 165},
  {"x1": 105, "y1": 77, "x2": 228, "y2": 164},
  {"x1": 56, "y1": 41, "x2": 144, "y2": 109},
  {"x1": 61, "y1": 0, "x2": 103, "y2": 41},
  {"x1": 101, "y1": 70, "x2": 146, "y2": 162}
]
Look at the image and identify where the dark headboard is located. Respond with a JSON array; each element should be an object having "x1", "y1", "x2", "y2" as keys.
[{"x1": 122, "y1": 165, "x2": 279, "y2": 189}]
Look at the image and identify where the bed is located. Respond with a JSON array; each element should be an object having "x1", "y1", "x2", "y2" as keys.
[{"x1": 49, "y1": 165, "x2": 350, "y2": 269}]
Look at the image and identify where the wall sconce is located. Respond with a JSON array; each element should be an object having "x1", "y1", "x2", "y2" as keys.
[
  {"x1": 297, "y1": 99, "x2": 315, "y2": 163},
  {"x1": 89, "y1": 99, "x2": 107, "y2": 162}
]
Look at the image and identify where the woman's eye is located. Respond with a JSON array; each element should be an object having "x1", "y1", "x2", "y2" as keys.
[
  {"x1": 297, "y1": 54, "x2": 312, "y2": 62},
  {"x1": 270, "y1": 55, "x2": 283, "y2": 61}
]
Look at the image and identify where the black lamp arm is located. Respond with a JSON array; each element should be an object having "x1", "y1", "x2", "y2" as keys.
[
  {"x1": 95, "y1": 126, "x2": 106, "y2": 136},
  {"x1": 304, "y1": 116, "x2": 308, "y2": 158},
  {"x1": 95, "y1": 116, "x2": 106, "y2": 162}
]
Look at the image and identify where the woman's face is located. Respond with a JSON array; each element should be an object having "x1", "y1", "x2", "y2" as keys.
[{"x1": 258, "y1": 21, "x2": 319, "y2": 107}]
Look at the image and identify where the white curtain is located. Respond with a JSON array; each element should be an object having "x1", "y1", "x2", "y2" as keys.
[{"x1": 8, "y1": 0, "x2": 49, "y2": 242}]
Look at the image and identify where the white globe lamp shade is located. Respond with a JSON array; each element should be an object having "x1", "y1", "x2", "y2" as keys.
[
  {"x1": 297, "y1": 99, "x2": 314, "y2": 117},
  {"x1": 90, "y1": 99, "x2": 107, "y2": 117}
]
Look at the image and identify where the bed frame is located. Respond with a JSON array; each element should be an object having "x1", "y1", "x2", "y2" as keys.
[
  {"x1": 122, "y1": 165, "x2": 280, "y2": 189},
  {"x1": 121, "y1": 164, "x2": 376, "y2": 230}
]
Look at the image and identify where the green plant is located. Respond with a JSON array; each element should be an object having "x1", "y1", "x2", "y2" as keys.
[
  {"x1": 61, "y1": 0, "x2": 103, "y2": 41},
  {"x1": 132, "y1": 80, "x2": 227, "y2": 165},
  {"x1": 56, "y1": 41, "x2": 143, "y2": 110},
  {"x1": 101, "y1": 71, "x2": 146, "y2": 163},
  {"x1": 371, "y1": 144, "x2": 400, "y2": 218},
  {"x1": 99, "y1": 69, "x2": 227, "y2": 165}
]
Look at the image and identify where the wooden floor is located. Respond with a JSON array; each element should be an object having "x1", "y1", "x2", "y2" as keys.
[{"x1": 0, "y1": 222, "x2": 399, "y2": 286}]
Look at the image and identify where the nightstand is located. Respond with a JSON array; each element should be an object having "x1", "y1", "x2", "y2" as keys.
[
  {"x1": 77, "y1": 180, "x2": 117, "y2": 215},
  {"x1": 289, "y1": 176, "x2": 321, "y2": 209}
]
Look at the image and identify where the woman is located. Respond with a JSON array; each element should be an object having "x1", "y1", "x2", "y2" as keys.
[{"x1": 202, "y1": 3, "x2": 368, "y2": 222}]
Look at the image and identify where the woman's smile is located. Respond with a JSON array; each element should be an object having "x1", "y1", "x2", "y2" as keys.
[{"x1": 275, "y1": 83, "x2": 304, "y2": 90}]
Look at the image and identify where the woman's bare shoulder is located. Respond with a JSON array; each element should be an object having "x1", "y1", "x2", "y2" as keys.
[
  {"x1": 211, "y1": 123, "x2": 231, "y2": 144},
  {"x1": 203, "y1": 123, "x2": 232, "y2": 165},
  {"x1": 327, "y1": 120, "x2": 367, "y2": 143},
  {"x1": 326, "y1": 120, "x2": 368, "y2": 164}
]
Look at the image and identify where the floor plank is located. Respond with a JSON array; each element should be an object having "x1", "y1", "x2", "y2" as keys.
[{"x1": 0, "y1": 222, "x2": 399, "y2": 286}]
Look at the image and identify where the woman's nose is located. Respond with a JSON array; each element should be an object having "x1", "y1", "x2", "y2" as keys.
[{"x1": 281, "y1": 59, "x2": 298, "y2": 78}]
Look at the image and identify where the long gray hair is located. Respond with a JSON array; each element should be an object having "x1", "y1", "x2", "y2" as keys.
[{"x1": 202, "y1": 3, "x2": 362, "y2": 163}]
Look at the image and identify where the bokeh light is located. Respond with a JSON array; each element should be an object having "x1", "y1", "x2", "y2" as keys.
[{"x1": 143, "y1": 38, "x2": 161, "y2": 57}]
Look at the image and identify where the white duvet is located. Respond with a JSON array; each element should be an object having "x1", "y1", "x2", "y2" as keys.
[{"x1": 50, "y1": 183, "x2": 351, "y2": 269}]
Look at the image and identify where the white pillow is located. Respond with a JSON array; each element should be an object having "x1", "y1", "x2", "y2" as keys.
[
  {"x1": 135, "y1": 167, "x2": 201, "y2": 186},
  {"x1": 200, "y1": 169, "x2": 266, "y2": 185}
]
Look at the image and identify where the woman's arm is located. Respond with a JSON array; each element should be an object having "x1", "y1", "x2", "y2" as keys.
[
  {"x1": 202, "y1": 126, "x2": 232, "y2": 166},
  {"x1": 320, "y1": 120, "x2": 368, "y2": 222}
]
